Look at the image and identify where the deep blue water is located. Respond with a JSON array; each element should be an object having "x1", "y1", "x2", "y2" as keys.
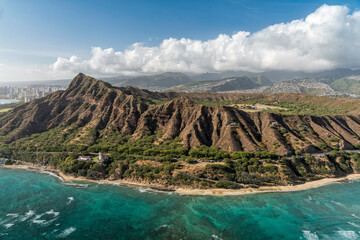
[{"x1": 1, "y1": 168, "x2": 360, "y2": 239}]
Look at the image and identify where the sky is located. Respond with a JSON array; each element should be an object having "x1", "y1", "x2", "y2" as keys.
[{"x1": 1, "y1": 0, "x2": 360, "y2": 81}]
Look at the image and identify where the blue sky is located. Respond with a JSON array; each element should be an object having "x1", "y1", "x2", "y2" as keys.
[{"x1": 1, "y1": 0, "x2": 360, "y2": 81}]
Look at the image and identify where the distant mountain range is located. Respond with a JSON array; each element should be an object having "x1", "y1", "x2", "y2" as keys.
[
  {"x1": 167, "y1": 76, "x2": 272, "y2": 92},
  {"x1": 106, "y1": 72, "x2": 192, "y2": 90},
  {"x1": 2, "y1": 68, "x2": 360, "y2": 98},
  {"x1": 103, "y1": 68, "x2": 360, "y2": 92},
  {"x1": 101, "y1": 68, "x2": 360, "y2": 97},
  {"x1": 262, "y1": 77, "x2": 360, "y2": 98},
  {"x1": 263, "y1": 79, "x2": 345, "y2": 97},
  {"x1": 330, "y1": 76, "x2": 360, "y2": 96},
  {"x1": 259, "y1": 68, "x2": 360, "y2": 83}
]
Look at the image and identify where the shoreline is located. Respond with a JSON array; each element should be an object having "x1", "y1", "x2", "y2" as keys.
[
  {"x1": 175, "y1": 174, "x2": 360, "y2": 195},
  {"x1": 0, "y1": 164, "x2": 177, "y2": 192},
  {"x1": 2, "y1": 164, "x2": 360, "y2": 196}
]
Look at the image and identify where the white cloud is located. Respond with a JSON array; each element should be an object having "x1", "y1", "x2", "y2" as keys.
[{"x1": 51, "y1": 4, "x2": 360, "y2": 76}]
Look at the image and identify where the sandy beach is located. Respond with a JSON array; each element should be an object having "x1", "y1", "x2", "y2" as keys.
[
  {"x1": 175, "y1": 174, "x2": 360, "y2": 195},
  {"x1": 2, "y1": 164, "x2": 360, "y2": 196}
]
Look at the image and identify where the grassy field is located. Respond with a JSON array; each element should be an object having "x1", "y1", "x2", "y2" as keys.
[
  {"x1": 196, "y1": 99, "x2": 349, "y2": 115},
  {"x1": 0, "y1": 108, "x2": 12, "y2": 113},
  {"x1": 191, "y1": 93, "x2": 360, "y2": 116}
]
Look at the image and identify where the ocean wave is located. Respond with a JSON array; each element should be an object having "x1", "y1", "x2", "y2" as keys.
[
  {"x1": 138, "y1": 188, "x2": 150, "y2": 193},
  {"x1": 336, "y1": 230, "x2": 359, "y2": 239},
  {"x1": 6, "y1": 213, "x2": 19, "y2": 218},
  {"x1": 20, "y1": 210, "x2": 36, "y2": 222},
  {"x1": 4, "y1": 223, "x2": 14, "y2": 229},
  {"x1": 63, "y1": 181, "x2": 88, "y2": 188},
  {"x1": 211, "y1": 234, "x2": 224, "y2": 240},
  {"x1": 155, "y1": 224, "x2": 169, "y2": 231},
  {"x1": 95, "y1": 181, "x2": 174, "y2": 195},
  {"x1": 4, "y1": 210, "x2": 59, "y2": 227},
  {"x1": 32, "y1": 219, "x2": 46, "y2": 224},
  {"x1": 27, "y1": 169, "x2": 65, "y2": 182},
  {"x1": 348, "y1": 222, "x2": 360, "y2": 228},
  {"x1": 26, "y1": 169, "x2": 88, "y2": 188},
  {"x1": 331, "y1": 200, "x2": 345, "y2": 207},
  {"x1": 302, "y1": 230, "x2": 319, "y2": 240},
  {"x1": 96, "y1": 181, "x2": 120, "y2": 186},
  {"x1": 57, "y1": 227, "x2": 76, "y2": 238},
  {"x1": 40, "y1": 171, "x2": 64, "y2": 182},
  {"x1": 41, "y1": 217, "x2": 59, "y2": 227},
  {"x1": 137, "y1": 187, "x2": 174, "y2": 195},
  {"x1": 351, "y1": 214, "x2": 360, "y2": 219},
  {"x1": 31, "y1": 214, "x2": 45, "y2": 224},
  {"x1": 67, "y1": 197, "x2": 74, "y2": 205},
  {"x1": 30, "y1": 211, "x2": 59, "y2": 226},
  {"x1": 46, "y1": 210, "x2": 60, "y2": 217},
  {"x1": 304, "y1": 195, "x2": 313, "y2": 203}
]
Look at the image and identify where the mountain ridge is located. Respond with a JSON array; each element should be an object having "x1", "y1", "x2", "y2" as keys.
[
  {"x1": 4, "y1": 69, "x2": 360, "y2": 99},
  {"x1": 1, "y1": 73, "x2": 360, "y2": 156},
  {"x1": 167, "y1": 76, "x2": 272, "y2": 92}
]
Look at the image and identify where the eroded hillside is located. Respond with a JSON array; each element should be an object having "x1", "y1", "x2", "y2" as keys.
[{"x1": 1, "y1": 73, "x2": 360, "y2": 156}]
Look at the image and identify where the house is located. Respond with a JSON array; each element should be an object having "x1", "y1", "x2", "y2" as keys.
[{"x1": 78, "y1": 155, "x2": 93, "y2": 161}]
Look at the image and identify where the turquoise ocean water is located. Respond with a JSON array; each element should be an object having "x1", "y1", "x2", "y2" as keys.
[{"x1": 1, "y1": 168, "x2": 360, "y2": 239}]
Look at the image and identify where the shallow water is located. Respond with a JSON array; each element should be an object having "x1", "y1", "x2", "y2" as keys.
[
  {"x1": 0, "y1": 99, "x2": 17, "y2": 105},
  {"x1": 1, "y1": 168, "x2": 360, "y2": 239}
]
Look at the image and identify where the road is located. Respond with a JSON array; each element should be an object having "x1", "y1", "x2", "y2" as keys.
[{"x1": 285, "y1": 149, "x2": 360, "y2": 160}]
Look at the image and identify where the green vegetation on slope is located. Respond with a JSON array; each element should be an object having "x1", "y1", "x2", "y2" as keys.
[
  {"x1": 0, "y1": 126, "x2": 281, "y2": 188},
  {"x1": 168, "y1": 76, "x2": 272, "y2": 92},
  {"x1": 2, "y1": 124, "x2": 360, "y2": 189},
  {"x1": 195, "y1": 98, "x2": 350, "y2": 115},
  {"x1": 0, "y1": 102, "x2": 22, "y2": 113},
  {"x1": 331, "y1": 76, "x2": 360, "y2": 96}
]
